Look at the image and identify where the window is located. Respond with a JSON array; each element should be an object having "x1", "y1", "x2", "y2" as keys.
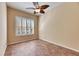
[{"x1": 15, "y1": 16, "x2": 34, "y2": 36}]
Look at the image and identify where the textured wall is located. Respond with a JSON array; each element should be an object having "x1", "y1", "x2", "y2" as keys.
[
  {"x1": 39, "y1": 3, "x2": 79, "y2": 52},
  {"x1": 0, "y1": 2, "x2": 7, "y2": 55},
  {"x1": 7, "y1": 7, "x2": 39, "y2": 45}
]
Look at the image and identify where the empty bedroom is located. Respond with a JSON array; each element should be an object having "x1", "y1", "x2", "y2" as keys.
[{"x1": 0, "y1": 2, "x2": 79, "y2": 56}]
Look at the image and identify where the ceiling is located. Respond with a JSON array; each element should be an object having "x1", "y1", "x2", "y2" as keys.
[{"x1": 7, "y1": 2, "x2": 62, "y2": 16}]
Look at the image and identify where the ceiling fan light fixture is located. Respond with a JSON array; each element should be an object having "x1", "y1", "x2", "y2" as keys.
[{"x1": 34, "y1": 9, "x2": 40, "y2": 13}]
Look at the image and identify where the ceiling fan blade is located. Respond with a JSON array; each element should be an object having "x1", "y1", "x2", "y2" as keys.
[
  {"x1": 33, "y1": 2, "x2": 39, "y2": 8},
  {"x1": 26, "y1": 7, "x2": 35, "y2": 10},
  {"x1": 40, "y1": 10, "x2": 45, "y2": 14},
  {"x1": 40, "y1": 5, "x2": 49, "y2": 9}
]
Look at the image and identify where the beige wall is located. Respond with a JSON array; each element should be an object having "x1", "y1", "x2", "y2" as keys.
[
  {"x1": 7, "y1": 7, "x2": 39, "y2": 45},
  {"x1": 39, "y1": 3, "x2": 79, "y2": 52},
  {"x1": 0, "y1": 2, "x2": 7, "y2": 55}
]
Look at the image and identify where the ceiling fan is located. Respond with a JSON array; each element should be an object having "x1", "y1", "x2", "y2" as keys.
[{"x1": 26, "y1": 2, "x2": 49, "y2": 14}]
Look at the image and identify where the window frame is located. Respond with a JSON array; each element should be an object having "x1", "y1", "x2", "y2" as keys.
[{"x1": 15, "y1": 16, "x2": 34, "y2": 36}]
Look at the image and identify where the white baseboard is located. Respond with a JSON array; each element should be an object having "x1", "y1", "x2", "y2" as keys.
[
  {"x1": 41, "y1": 39, "x2": 79, "y2": 52},
  {"x1": 0, "y1": 45, "x2": 7, "y2": 56}
]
